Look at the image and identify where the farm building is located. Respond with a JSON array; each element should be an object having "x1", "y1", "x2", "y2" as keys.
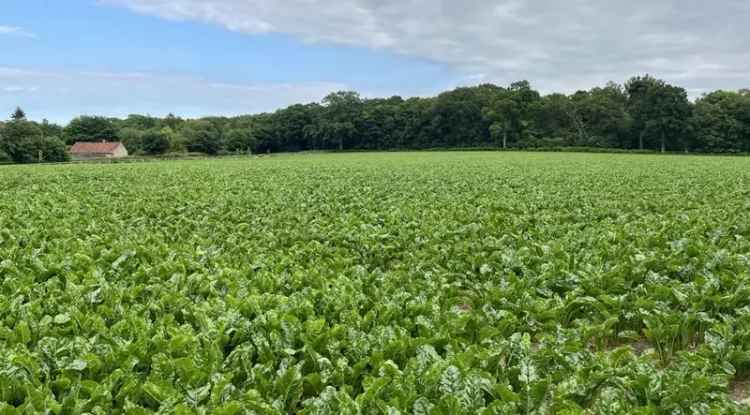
[{"x1": 69, "y1": 141, "x2": 128, "y2": 160}]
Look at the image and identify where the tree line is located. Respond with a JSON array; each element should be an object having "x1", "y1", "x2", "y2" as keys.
[{"x1": 2, "y1": 75, "x2": 750, "y2": 163}]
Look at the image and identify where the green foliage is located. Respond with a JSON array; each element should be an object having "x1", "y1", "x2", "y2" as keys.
[
  {"x1": 626, "y1": 76, "x2": 693, "y2": 151},
  {"x1": 63, "y1": 115, "x2": 118, "y2": 144},
  {"x1": 37, "y1": 136, "x2": 69, "y2": 162},
  {"x1": 11, "y1": 106, "x2": 26, "y2": 120},
  {"x1": 224, "y1": 128, "x2": 256, "y2": 153},
  {"x1": 321, "y1": 91, "x2": 363, "y2": 150},
  {"x1": 0, "y1": 119, "x2": 69, "y2": 163},
  {"x1": 85, "y1": 74, "x2": 750, "y2": 156},
  {"x1": 0, "y1": 148, "x2": 10, "y2": 163},
  {"x1": 117, "y1": 127, "x2": 145, "y2": 154},
  {"x1": 184, "y1": 120, "x2": 222, "y2": 155},
  {"x1": 4, "y1": 74, "x2": 747, "y2": 164},
  {"x1": 692, "y1": 90, "x2": 750, "y2": 152},
  {"x1": 1, "y1": 152, "x2": 750, "y2": 412},
  {"x1": 141, "y1": 128, "x2": 171, "y2": 155},
  {"x1": 39, "y1": 119, "x2": 63, "y2": 139},
  {"x1": 0, "y1": 119, "x2": 42, "y2": 163}
]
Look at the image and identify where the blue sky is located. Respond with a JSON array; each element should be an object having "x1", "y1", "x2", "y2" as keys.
[
  {"x1": 2, "y1": 0, "x2": 749, "y2": 124},
  {"x1": 0, "y1": 0, "x2": 459, "y2": 123}
]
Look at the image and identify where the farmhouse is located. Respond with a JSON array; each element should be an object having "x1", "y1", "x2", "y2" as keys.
[{"x1": 69, "y1": 141, "x2": 128, "y2": 160}]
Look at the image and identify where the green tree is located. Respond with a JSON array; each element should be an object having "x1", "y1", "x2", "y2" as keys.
[
  {"x1": 163, "y1": 113, "x2": 183, "y2": 130},
  {"x1": 117, "y1": 127, "x2": 145, "y2": 154},
  {"x1": 0, "y1": 119, "x2": 42, "y2": 163},
  {"x1": 533, "y1": 93, "x2": 577, "y2": 146},
  {"x1": 37, "y1": 136, "x2": 68, "y2": 162},
  {"x1": 626, "y1": 76, "x2": 692, "y2": 152},
  {"x1": 691, "y1": 90, "x2": 750, "y2": 152},
  {"x1": 483, "y1": 81, "x2": 541, "y2": 148},
  {"x1": 224, "y1": 128, "x2": 257, "y2": 153},
  {"x1": 121, "y1": 114, "x2": 159, "y2": 130},
  {"x1": 162, "y1": 127, "x2": 186, "y2": 152},
  {"x1": 269, "y1": 104, "x2": 319, "y2": 151},
  {"x1": 0, "y1": 120, "x2": 68, "y2": 163},
  {"x1": 184, "y1": 120, "x2": 222, "y2": 155},
  {"x1": 322, "y1": 91, "x2": 362, "y2": 150},
  {"x1": 486, "y1": 94, "x2": 519, "y2": 148},
  {"x1": 431, "y1": 87, "x2": 489, "y2": 147},
  {"x1": 399, "y1": 97, "x2": 434, "y2": 148},
  {"x1": 141, "y1": 128, "x2": 171, "y2": 155},
  {"x1": 39, "y1": 119, "x2": 63, "y2": 139},
  {"x1": 567, "y1": 83, "x2": 631, "y2": 147},
  {"x1": 63, "y1": 116, "x2": 118, "y2": 144},
  {"x1": 509, "y1": 81, "x2": 542, "y2": 147},
  {"x1": 359, "y1": 97, "x2": 406, "y2": 150},
  {"x1": 11, "y1": 107, "x2": 26, "y2": 120}
]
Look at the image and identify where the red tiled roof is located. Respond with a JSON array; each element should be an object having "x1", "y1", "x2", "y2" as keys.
[{"x1": 70, "y1": 141, "x2": 123, "y2": 154}]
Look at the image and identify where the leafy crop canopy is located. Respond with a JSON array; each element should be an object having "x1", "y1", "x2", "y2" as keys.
[{"x1": 1, "y1": 152, "x2": 750, "y2": 413}]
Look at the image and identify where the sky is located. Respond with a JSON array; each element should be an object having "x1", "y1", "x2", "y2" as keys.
[{"x1": 1, "y1": 0, "x2": 749, "y2": 124}]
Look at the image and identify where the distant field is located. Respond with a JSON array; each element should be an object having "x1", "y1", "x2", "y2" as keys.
[{"x1": 2, "y1": 152, "x2": 750, "y2": 413}]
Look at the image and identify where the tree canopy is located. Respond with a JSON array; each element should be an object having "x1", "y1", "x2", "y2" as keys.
[
  {"x1": 11, "y1": 107, "x2": 26, "y2": 121},
  {"x1": 63, "y1": 116, "x2": 118, "y2": 144},
  {"x1": 3, "y1": 74, "x2": 750, "y2": 164},
  {"x1": 0, "y1": 118, "x2": 67, "y2": 163}
]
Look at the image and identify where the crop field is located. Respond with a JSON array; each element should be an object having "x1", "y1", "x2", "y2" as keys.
[{"x1": 3, "y1": 152, "x2": 750, "y2": 414}]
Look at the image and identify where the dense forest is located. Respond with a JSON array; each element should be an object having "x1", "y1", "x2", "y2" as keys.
[{"x1": 1, "y1": 74, "x2": 749, "y2": 163}]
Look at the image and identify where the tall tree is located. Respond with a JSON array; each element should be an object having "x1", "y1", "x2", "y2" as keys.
[
  {"x1": 322, "y1": 91, "x2": 362, "y2": 150},
  {"x1": 270, "y1": 104, "x2": 319, "y2": 151},
  {"x1": 63, "y1": 116, "x2": 118, "y2": 144},
  {"x1": 163, "y1": 113, "x2": 184, "y2": 130},
  {"x1": 483, "y1": 92, "x2": 515, "y2": 148},
  {"x1": 626, "y1": 76, "x2": 692, "y2": 152},
  {"x1": 39, "y1": 119, "x2": 63, "y2": 139},
  {"x1": 568, "y1": 83, "x2": 630, "y2": 147},
  {"x1": 224, "y1": 128, "x2": 257, "y2": 153},
  {"x1": 430, "y1": 87, "x2": 490, "y2": 147},
  {"x1": 0, "y1": 118, "x2": 67, "y2": 163},
  {"x1": 184, "y1": 120, "x2": 222, "y2": 155},
  {"x1": 141, "y1": 128, "x2": 171, "y2": 155},
  {"x1": 533, "y1": 93, "x2": 577, "y2": 146},
  {"x1": 117, "y1": 127, "x2": 145, "y2": 154},
  {"x1": 11, "y1": 107, "x2": 26, "y2": 120},
  {"x1": 37, "y1": 136, "x2": 68, "y2": 162},
  {"x1": 120, "y1": 114, "x2": 160, "y2": 130},
  {"x1": 0, "y1": 119, "x2": 40, "y2": 163},
  {"x1": 692, "y1": 90, "x2": 750, "y2": 152},
  {"x1": 483, "y1": 82, "x2": 541, "y2": 148}
]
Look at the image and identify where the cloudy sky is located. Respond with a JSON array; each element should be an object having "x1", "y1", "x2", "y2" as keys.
[{"x1": 2, "y1": 0, "x2": 749, "y2": 123}]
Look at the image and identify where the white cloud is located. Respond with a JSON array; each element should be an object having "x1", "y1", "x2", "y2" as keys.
[
  {"x1": 0, "y1": 67, "x2": 61, "y2": 79},
  {"x1": 101, "y1": 0, "x2": 750, "y2": 94},
  {"x1": 0, "y1": 25, "x2": 36, "y2": 38},
  {"x1": 2, "y1": 85, "x2": 40, "y2": 93},
  {"x1": 0, "y1": 67, "x2": 346, "y2": 123}
]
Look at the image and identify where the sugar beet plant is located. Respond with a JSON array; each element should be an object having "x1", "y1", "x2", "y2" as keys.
[{"x1": 2, "y1": 152, "x2": 750, "y2": 414}]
